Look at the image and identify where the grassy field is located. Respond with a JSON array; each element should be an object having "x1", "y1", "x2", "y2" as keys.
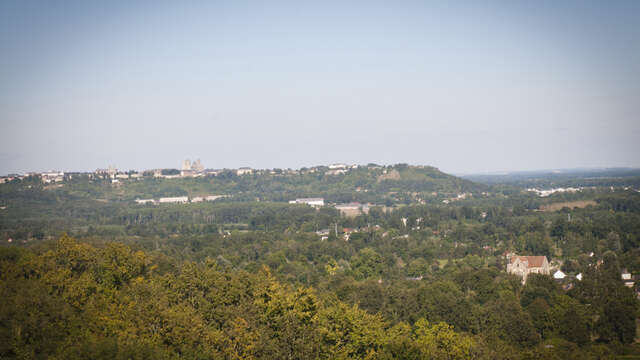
[{"x1": 540, "y1": 200, "x2": 598, "y2": 212}]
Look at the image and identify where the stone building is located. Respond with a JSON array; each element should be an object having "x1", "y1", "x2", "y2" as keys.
[{"x1": 507, "y1": 255, "x2": 550, "y2": 283}]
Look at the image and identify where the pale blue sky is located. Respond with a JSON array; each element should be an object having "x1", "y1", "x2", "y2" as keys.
[{"x1": 1, "y1": 1, "x2": 639, "y2": 175}]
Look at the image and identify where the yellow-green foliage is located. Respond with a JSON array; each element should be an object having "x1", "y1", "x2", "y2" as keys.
[{"x1": 0, "y1": 236, "x2": 490, "y2": 359}]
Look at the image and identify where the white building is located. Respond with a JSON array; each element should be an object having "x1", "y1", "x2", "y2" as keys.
[
  {"x1": 553, "y1": 270, "x2": 566, "y2": 280},
  {"x1": 237, "y1": 167, "x2": 253, "y2": 175},
  {"x1": 135, "y1": 199, "x2": 155, "y2": 205},
  {"x1": 40, "y1": 171, "x2": 64, "y2": 183},
  {"x1": 159, "y1": 196, "x2": 189, "y2": 203},
  {"x1": 326, "y1": 169, "x2": 347, "y2": 175},
  {"x1": 316, "y1": 229, "x2": 330, "y2": 237},
  {"x1": 191, "y1": 197, "x2": 204, "y2": 203},
  {"x1": 206, "y1": 195, "x2": 227, "y2": 201},
  {"x1": 622, "y1": 271, "x2": 634, "y2": 288},
  {"x1": 526, "y1": 187, "x2": 582, "y2": 197},
  {"x1": 290, "y1": 198, "x2": 325, "y2": 207}
]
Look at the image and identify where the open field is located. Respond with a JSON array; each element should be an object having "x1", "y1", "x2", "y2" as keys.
[{"x1": 539, "y1": 200, "x2": 597, "y2": 212}]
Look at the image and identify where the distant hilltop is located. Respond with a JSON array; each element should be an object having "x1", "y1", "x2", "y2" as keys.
[
  {"x1": 6, "y1": 163, "x2": 640, "y2": 182},
  {"x1": 3, "y1": 162, "x2": 442, "y2": 181},
  {"x1": 0, "y1": 163, "x2": 487, "y2": 198}
]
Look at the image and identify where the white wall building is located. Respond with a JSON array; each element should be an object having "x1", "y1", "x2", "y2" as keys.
[
  {"x1": 159, "y1": 196, "x2": 189, "y2": 203},
  {"x1": 40, "y1": 171, "x2": 64, "y2": 183},
  {"x1": 135, "y1": 199, "x2": 155, "y2": 205},
  {"x1": 290, "y1": 198, "x2": 325, "y2": 207},
  {"x1": 236, "y1": 167, "x2": 253, "y2": 175},
  {"x1": 206, "y1": 195, "x2": 227, "y2": 201},
  {"x1": 326, "y1": 169, "x2": 347, "y2": 175}
]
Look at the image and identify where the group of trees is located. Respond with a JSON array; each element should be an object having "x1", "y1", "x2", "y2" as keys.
[
  {"x1": 1, "y1": 236, "x2": 484, "y2": 359},
  {"x1": 2, "y1": 235, "x2": 636, "y2": 359},
  {"x1": 1, "y1": 168, "x2": 639, "y2": 358}
]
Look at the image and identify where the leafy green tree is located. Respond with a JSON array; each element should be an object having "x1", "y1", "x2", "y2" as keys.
[
  {"x1": 413, "y1": 319, "x2": 479, "y2": 360},
  {"x1": 483, "y1": 295, "x2": 540, "y2": 347},
  {"x1": 351, "y1": 248, "x2": 384, "y2": 280},
  {"x1": 561, "y1": 308, "x2": 589, "y2": 346}
]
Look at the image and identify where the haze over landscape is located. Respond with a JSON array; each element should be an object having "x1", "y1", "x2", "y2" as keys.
[
  {"x1": 2, "y1": 3, "x2": 640, "y2": 358},
  {"x1": 1, "y1": 1, "x2": 639, "y2": 175}
]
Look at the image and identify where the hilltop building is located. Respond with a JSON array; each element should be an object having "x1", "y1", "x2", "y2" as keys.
[
  {"x1": 40, "y1": 171, "x2": 64, "y2": 183},
  {"x1": 326, "y1": 169, "x2": 347, "y2": 175},
  {"x1": 181, "y1": 159, "x2": 204, "y2": 177},
  {"x1": 236, "y1": 167, "x2": 253, "y2": 176},
  {"x1": 95, "y1": 166, "x2": 117, "y2": 178}
]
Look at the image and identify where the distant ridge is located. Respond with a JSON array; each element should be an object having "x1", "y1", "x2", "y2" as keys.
[{"x1": 460, "y1": 167, "x2": 640, "y2": 187}]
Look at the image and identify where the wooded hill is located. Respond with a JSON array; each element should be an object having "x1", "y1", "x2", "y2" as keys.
[{"x1": 1, "y1": 164, "x2": 486, "y2": 205}]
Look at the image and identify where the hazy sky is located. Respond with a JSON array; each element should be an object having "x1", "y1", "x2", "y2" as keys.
[{"x1": 1, "y1": 1, "x2": 639, "y2": 175}]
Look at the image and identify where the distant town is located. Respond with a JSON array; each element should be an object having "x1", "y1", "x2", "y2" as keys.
[
  {"x1": 0, "y1": 160, "x2": 399, "y2": 214},
  {"x1": 0, "y1": 160, "x2": 364, "y2": 183},
  {"x1": 4, "y1": 160, "x2": 639, "y2": 203}
]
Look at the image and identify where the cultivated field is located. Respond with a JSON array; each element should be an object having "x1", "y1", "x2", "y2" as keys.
[{"x1": 539, "y1": 200, "x2": 597, "y2": 212}]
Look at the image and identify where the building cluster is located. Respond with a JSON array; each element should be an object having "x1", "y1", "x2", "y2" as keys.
[
  {"x1": 315, "y1": 225, "x2": 360, "y2": 241},
  {"x1": 441, "y1": 193, "x2": 472, "y2": 204},
  {"x1": 1, "y1": 172, "x2": 65, "y2": 184},
  {"x1": 94, "y1": 166, "x2": 143, "y2": 182},
  {"x1": 0, "y1": 176, "x2": 20, "y2": 184},
  {"x1": 135, "y1": 194, "x2": 228, "y2": 205},
  {"x1": 506, "y1": 254, "x2": 639, "y2": 296},
  {"x1": 39, "y1": 171, "x2": 65, "y2": 183},
  {"x1": 526, "y1": 187, "x2": 583, "y2": 197},
  {"x1": 288, "y1": 198, "x2": 377, "y2": 218},
  {"x1": 1, "y1": 161, "x2": 376, "y2": 184},
  {"x1": 325, "y1": 163, "x2": 353, "y2": 175},
  {"x1": 0, "y1": 162, "x2": 422, "y2": 189}
]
